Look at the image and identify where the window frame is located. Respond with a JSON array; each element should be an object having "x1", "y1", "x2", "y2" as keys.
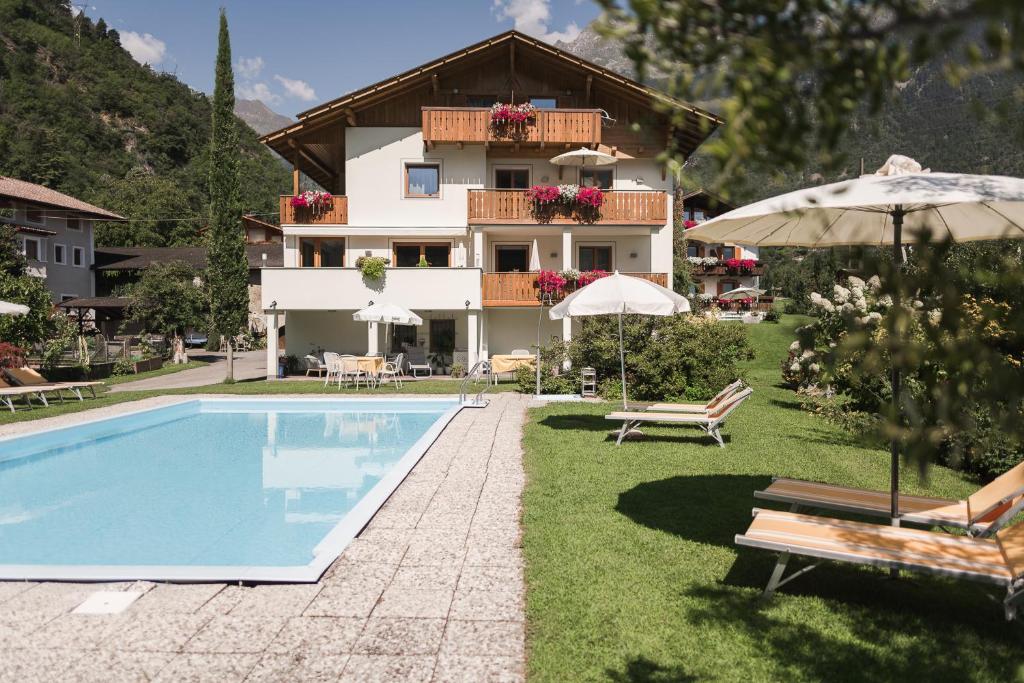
[
  {"x1": 529, "y1": 97, "x2": 557, "y2": 109},
  {"x1": 391, "y1": 241, "x2": 452, "y2": 268},
  {"x1": 66, "y1": 217, "x2": 82, "y2": 231},
  {"x1": 71, "y1": 245, "x2": 85, "y2": 268},
  {"x1": 576, "y1": 243, "x2": 614, "y2": 272},
  {"x1": 579, "y1": 167, "x2": 614, "y2": 190},
  {"x1": 492, "y1": 165, "x2": 532, "y2": 190},
  {"x1": 403, "y1": 161, "x2": 442, "y2": 199},
  {"x1": 492, "y1": 242, "x2": 533, "y2": 272},
  {"x1": 54, "y1": 242, "x2": 67, "y2": 265},
  {"x1": 297, "y1": 237, "x2": 347, "y2": 268},
  {"x1": 21, "y1": 236, "x2": 44, "y2": 262}
]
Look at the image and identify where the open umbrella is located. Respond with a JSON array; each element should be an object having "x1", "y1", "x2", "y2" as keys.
[
  {"x1": 353, "y1": 303, "x2": 422, "y2": 355},
  {"x1": 549, "y1": 272, "x2": 690, "y2": 408},
  {"x1": 0, "y1": 300, "x2": 30, "y2": 316},
  {"x1": 549, "y1": 147, "x2": 618, "y2": 168},
  {"x1": 686, "y1": 154, "x2": 1024, "y2": 523},
  {"x1": 716, "y1": 286, "x2": 766, "y2": 300}
]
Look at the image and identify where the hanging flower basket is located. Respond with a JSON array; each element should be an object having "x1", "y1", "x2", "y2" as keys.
[
  {"x1": 525, "y1": 184, "x2": 605, "y2": 223},
  {"x1": 536, "y1": 269, "x2": 568, "y2": 296},
  {"x1": 725, "y1": 257, "x2": 758, "y2": 274},
  {"x1": 290, "y1": 190, "x2": 334, "y2": 219},
  {"x1": 489, "y1": 102, "x2": 537, "y2": 140}
]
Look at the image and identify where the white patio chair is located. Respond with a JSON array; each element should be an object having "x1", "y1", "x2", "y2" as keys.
[
  {"x1": 339, "y1": 355, "x2": 367, "y2": 390},
  {"x1": 377, "y1": 358, "x2": 403, "y2": 389},
  {"x1": 304, "y1": 354, "x2": 327, "y2": 377},
  {"x1": 322, "y1": 352, "x2": 341, "y2": 387}
]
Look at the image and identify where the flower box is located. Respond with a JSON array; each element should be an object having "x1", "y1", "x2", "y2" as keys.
[{"x1": 525, "y1": 184, "x2": 605, "y2": 223}]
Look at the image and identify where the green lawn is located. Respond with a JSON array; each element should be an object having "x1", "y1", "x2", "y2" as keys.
[
  {"x1": 0, "y1": 376, "x2": 516, "y2": 426},
  {"x1": 522, "y1": 315, "x2": 1024, "y2": 682},
  {"x1": 102, "y1": 359, "x2": 209, "y2": 386}
]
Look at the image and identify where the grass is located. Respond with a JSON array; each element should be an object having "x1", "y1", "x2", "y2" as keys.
[
  {"x1": 0, "y1": 376, "x2": 517, "y2": 426},
  {"x1": 521, "y1": 315, "x2": 1024, "y2": 682},
  {"x1": 101, "y1": 359, "x2": 209, "y2": 386}
]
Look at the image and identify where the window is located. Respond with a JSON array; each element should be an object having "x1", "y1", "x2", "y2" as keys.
[
  {"x1": 720, "y1": 281, "x2": 739, "y2": 294},
  {"x1": 693, "y1": 209, "x2": 706, "y2": 222},
  {"x1": 580, "y1": 168, "x2": 613, "y2": 189},
  {"x1": 467, "y1": 95, "x2": 497, "y2": 107},
  {"x1": 299, "y1": 238, "x2": 345, "y2": 267},
  {"x1": 494, "y1": 245, "x2": 530, "y2": 272},
  {"x1": 60, "y1": 294, "x2": 77, "y2": 302},
  {"x1": 54, "y1": 243, "x2": 66, "y2": 265},
  {"x1": 393, "y1": 242, "x2": 450, "y2": 267},
  {"x1": 26, "y1": 208, "x2": 43, "y2": 223},
  {"x1": 530, "y1": 97, "x2": 557, "y2": 109},
  {"x1": 405, "y1": 163, "x2": 440, "y2": 198},
  {"x1": 72, "y1": 246, "x2": 85, "y2": 267},
  {"x1": 21, "y1": 237, "x2": 43, "y2": 262},
  {"x1": 719, "y1": 246, "x2": 737, "y2": 260},
  {"x1": 66, "y1": 217, "x2": 82, "y2": 231},
  {"x1": 578, "y1": 245, "x2": 612, "y2": 272},
  {"x1": 686, "y1": 244, "x2": 702, "y2": 258},
  {"x1": 494, "y1": 168, "x2": 530, "y2": 189}
]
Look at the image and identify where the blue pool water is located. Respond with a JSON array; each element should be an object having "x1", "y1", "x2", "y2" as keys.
[{"x1": 0, "y1": 398, "x2": 459, "y2": 581}]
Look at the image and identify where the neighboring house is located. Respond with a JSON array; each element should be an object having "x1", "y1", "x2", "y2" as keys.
[
  {"x1": 680, "y1": 189, "x2": 765, "y2": 297},
  {"x1": 258, "y1": 30, "x2": 721, "y2": 377},
  {"x1": 0, "y1": 176, "x2": 122, "y2": 303},
  {"x1": 242, "y1": 214, "x2": 284, "y2": 244}
]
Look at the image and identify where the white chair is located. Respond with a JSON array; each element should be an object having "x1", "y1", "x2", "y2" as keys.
[
  {"x1": 339, "y1": 355, "x2": 367, "y2": 390},
  {"x1": 377, "y1": 357, "x2": 403, "y2": 389},
  {"x1": 304, "y1": 354, "x2": 327, "y2": 377},
  {"x1": 322, "y1": 352, "x2": 341, "y2": 387}
]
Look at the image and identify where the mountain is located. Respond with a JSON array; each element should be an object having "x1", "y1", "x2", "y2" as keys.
[
  {"x1": 0, "y1": 0, "x2": 290, "y2": 247},
  {"x1": 235, "y1": 99, "x2": 293, "y2": 136},
  {"x1": 558, "y1": 24, "x2": 1024, "y2": 203}
]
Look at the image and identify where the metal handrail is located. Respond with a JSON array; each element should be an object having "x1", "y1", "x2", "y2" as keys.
[{"x1": 459, "y1": 360, "x2": 492, "y2": 407}]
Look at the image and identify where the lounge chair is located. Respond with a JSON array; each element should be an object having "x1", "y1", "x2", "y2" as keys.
[
  {"x1": 736, "y1": 508, "x2": 1024, "y2": 620},
  {"x1": 304, "y1": 354, "x2": 327, "y2": 377},
  {"x1": 0, "y1": 376, "x2": 50, "y2": 412},
  {"x1": 754, "y1": 460, "x2": 1024, "y2": 538},
  {"x1": 606, "y1": 387, "x2": 753, "y2": 447},
  {"x1": 4, "y1": 367, "x2": 103, "y2": 400},
  {"x1": 631, "y1": 379, "x2": 746, "y2": 414}
]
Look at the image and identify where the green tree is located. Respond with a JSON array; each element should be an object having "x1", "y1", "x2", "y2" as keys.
[
  {"x1": 205, "y1": 9, "x2": 248, "y2": 381},
  {"x1": 124, "y1": 261, "x2": 206, "y2": 340},
  {"x1": 92, "y1": 168, "x2": 197, "y2": 247},
  {"x1": 0, "y1": 224, "x2": 27, "y2": 276},
  {"x1": 0, "y1": 271, "x2": 55, "y2": 347},
  {"x1": 671, "y1": 187, "x2": 693, "y2": 295}
]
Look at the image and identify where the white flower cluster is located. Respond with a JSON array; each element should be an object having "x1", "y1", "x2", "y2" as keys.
[
  {"x1": 557, "y1": 184, "x2": 578, "y2": 202},
  {"x1": 810, "y1": 292, "x2": 835, "y2": 312},
  {"x1": 687, "y1": 256, "x2": 720, "y2": 267}
]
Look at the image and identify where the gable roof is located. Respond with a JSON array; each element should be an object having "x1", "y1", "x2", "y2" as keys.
[
  {"x1": 94, "y1": 245, "x2": 283, "y2": 271},
  {"x1": 0, "y1": 176, "x2": 123, "y2": 220}
]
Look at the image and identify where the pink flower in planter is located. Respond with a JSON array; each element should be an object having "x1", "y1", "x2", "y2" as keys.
[
  {"x1": 537, "y1": 269, "x2": 567, "y2": 294},
  {"x1": 576, "y1": 269, "x2": 609, "y2": 287},
  {"x1": 526, "y1": 185, "x2": 562, "y2": 204},
  {"x1": 683, "y1": 219, "x2": 698, "y2": 229},
  {"x1": 576, "y1": 186, "x2": 604, "y2": 208}
]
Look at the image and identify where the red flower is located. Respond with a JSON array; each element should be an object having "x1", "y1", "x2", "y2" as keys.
[
  {"x1": 683, "y1": 219, "x2": 697, "y2": 229},
  {"x1": 576, "y1": 269, "x2": 609, "y2": 287},
  {"x1": 526, "y1": 185, "x2": 561, "y2": 204},
  {"x1": 576, "y1": 186, "x2": 604, "y2": 208},
  {"x1": 537, "y1": 269, "x2": 567, "y2": 294}
]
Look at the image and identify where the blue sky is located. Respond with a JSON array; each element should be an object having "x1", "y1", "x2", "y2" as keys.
[{"x1": 78, "y1": 0, "x2": 600, "y2": 117}]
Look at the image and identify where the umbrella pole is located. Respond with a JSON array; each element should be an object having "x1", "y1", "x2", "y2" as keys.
[
  {"x1": 890, "y1": 206, "x2": 904, "y2": 526},
  {"x1": 618, "y1": 313, "x2": 627, "y2": 409}
]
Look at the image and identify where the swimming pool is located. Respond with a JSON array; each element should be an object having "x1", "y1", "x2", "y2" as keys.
[{"x1": 0, "y1": 397, "x2": 461, "y2": 582}]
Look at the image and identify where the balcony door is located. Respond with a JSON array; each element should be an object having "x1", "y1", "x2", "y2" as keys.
[
  {"x1": 494, "y1": 168, "x2": 530, "y2": 190},
  {"x1": 393, "y1": 242, "x2": 451, "y2": 267},
  {"x1": 578, "y1": 245, "x2": 613, "y2": 272},
  {"x1": 494, "y1": 244, "x2": 530, "y2": 272},
  {"x1": 299, "y1": 237, "x2": 345, "y2": 267}
]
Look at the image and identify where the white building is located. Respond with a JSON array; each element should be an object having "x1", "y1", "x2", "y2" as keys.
[{"x1": 258, "y1": 31, "x2": 721, "y2": 376}]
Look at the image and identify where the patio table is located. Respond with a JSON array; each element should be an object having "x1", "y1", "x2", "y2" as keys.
[{"x1": 490, "y1": 354, "x2": 535, "y2": 374}]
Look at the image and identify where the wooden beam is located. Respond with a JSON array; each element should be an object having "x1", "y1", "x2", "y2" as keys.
[
  {"x1": 584, "y1": 74, "x2": 593, "y2": 104},
  {"x1": 431, "y1": 73, "x2": 440, "y2": 97},
  {"x1": 509, "y1": 41, "x2": 517, "y2": 96},
  {"x1": 289, "y1": 142, "x2": 301, "y2": 194},
  {"x1": 341, "y1": 107, "x2": 357, "y2": 126}
]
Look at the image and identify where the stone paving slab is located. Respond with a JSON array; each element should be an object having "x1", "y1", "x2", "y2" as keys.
[{"x1": 0, "y1": 393, "x2": 529, "y2": 681}]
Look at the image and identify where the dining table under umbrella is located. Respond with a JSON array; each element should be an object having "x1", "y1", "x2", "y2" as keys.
[
  {"x1": 549, "y1": 271, "x2": 690, "y2": 408},
  {"x1": 352, "y1": 302, "x2": 423, "y2": 356},
  {"x1": 0, "y1": 300, "x2": 30, "y2": 316},
  {"x1": 685, "y1": 154, "x2": 1024, "y2": 524}
]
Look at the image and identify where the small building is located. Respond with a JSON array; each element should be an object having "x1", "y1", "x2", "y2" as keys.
[
  {"x1": 0, "y1": 176, "x2": 123, "y2": 303},
  {"x1": 680, "y1": 189, "x2": 765, "y2": 297}
]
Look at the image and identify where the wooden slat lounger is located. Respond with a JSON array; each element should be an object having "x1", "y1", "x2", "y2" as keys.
[
  {"x1": 755, "y1": 460, "x2": 1024, "y2": 537},
  {"x1": 606, "y1": 387, "x2": 753, "y2": 447},
  {"x1": 630, "y1": 379, "x2": 746, "y2": 415},
  {"x1": 0, "y1": 377, "x2": 50, "y2": 413},
  {"x1": 736, "y1": 508, "x2": 1024, "y2": 620},
  {"x1": 5, "y1": 367, "x2": 104, "y2": 400}
]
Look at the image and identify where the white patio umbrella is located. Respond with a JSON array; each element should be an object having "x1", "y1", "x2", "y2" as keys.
[
  {"x1": 549, "y1": 272, "x2": 690, "y2": 408},
  {"x1": 549, "y1": 147, "x2": 618, "y2": 168},
  {"x1": 353, "y1": 303, "x2": 423, "y2": 355},
  {"x1": 685, "y1": 154, "x2": 1024, "y2": 523},
  {"x1": 529, "y1": 237, "x2": 541, "y2": 271},
  {"x1": 716, "y1": 286, "x2": 766, "y2": 301},
  {"x1": 0, "y1": 300, "x2": 30, "y2": 316}
]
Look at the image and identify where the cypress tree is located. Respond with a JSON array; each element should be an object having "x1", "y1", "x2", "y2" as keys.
[{"x1": 206, "y1": 8, "x2": 248, "y2": 381}]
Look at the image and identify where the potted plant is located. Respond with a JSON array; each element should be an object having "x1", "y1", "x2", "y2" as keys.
[{"x1": 356, "y1": 256, "x2": 389, "y2": 281}]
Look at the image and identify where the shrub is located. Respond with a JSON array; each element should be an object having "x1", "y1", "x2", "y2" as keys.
[
  {"x1": 0, "y1": 342, "x2": 26, "y2": 368},
  {"x1": 514, "y1": 339, "x2": 578, "y2": 394},
  {"x1": 416, "y1": 255, "x2": 430, "y2": 268},
  {"x1": 450, "y1": 362, "x2": 465, "y2": 379},
  {"x1": 356, "y1": 256, "x2": 388, "y2": 280},
  {"x1": 112, "y1": 356, "x2": 136, "y2": 376},
  {"x1": 763, "y1": 307, "x2": 781, "y2": 323}
]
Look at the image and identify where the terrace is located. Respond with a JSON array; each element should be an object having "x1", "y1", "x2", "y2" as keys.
[
  {"x1": 468, "y1": 189, "x2": 667, "y2": 225},
  {"x1": 421, "y1": 107, "x2": 602, "y2": 148},
  {"x1": 482, "y1": 271, "x2": 667, "y2": 307}
]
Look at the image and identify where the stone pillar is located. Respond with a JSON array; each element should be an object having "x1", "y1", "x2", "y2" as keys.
[
  {"x1": 265, "y1": 312, "x2": 279, "y2": 380},
  {"x1": 561, "y1": 227, "x2": 572, "y2": 270},
  {"x1": 472, "y1": 228, "x2": 484, "y2": 268},
  {"x1": 467, "y1": 312, "x2": 479, "y2": 367},
  {"x1": 367, "y1": 322, "x2": 379, "y2": 355}
]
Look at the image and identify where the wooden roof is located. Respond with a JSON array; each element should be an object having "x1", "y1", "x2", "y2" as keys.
[{"x1": 261, "y1": 31, "x2": 722, "y2": 189}]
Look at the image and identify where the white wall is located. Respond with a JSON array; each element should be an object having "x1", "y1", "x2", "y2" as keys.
[
  {"x1": 483, "y1": 157, "x2": 670, "y2": 192},
  {"x1": 5, "y1": 205, "x2": 95, "y2": 302},
  {"x1": 262, "y1": 267, "x2": 481, "y2": 310},
  {"x1": 484, "y1": 309, "x2": 562, "y2": 357},
  {"x1": 285, "y1": 310, "x2": 473, "y2": 358},
  {"x1": 346, "y1": 127, "x2": 485, "y2": 227}
]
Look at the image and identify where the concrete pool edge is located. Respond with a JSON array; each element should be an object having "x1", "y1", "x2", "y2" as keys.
[{"x1": 0, "y1": 395, "x2": 464, "y2": 584}]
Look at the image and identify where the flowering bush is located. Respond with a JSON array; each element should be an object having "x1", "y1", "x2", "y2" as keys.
[
  {"x1": 725, "y1": 257, "x2": 758, "y2": 273},
  {"x1": 559, "y1": 269, "x2": 580, "y2": 284},
  {"x1": 0, "y1": 342, "x2": 26, "y2": 368},
  {"x1": 526, "y1": 185, "x2": 562, "y2": 204},
  {"x1": 576, "y1": 270, "x2": 609, "y2": 287},
  {"x1": 490, "y1": 102, "x2": 536, "y2": 124},
  {"x1": 537, "y1": 269, "x2": 567, "y2": 294}
]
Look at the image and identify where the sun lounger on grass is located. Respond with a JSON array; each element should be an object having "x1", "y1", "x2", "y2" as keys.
[
  {"x1": 606, "y1": 387, "x2": 753, "y2": 447},
  {"x1": 0, "y1": 376, "x2": 50, "y2": 412},
  {"x1": 634, "y1": 379, "x2": 746, "y2": 414},
  {"x1": 754, "y1": 460, "x2": 1024, "y2": 537},
  {"x1": 4, "y1": 367, "x2": 104, "y2": 401},
  {"x1": 736, "y1": 508, "x2": 1024, "y2": 620}
]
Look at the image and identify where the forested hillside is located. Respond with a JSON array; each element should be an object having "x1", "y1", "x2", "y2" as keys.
[{"x1": 0, "y1": 0, "x2": 289, "y2": 247}]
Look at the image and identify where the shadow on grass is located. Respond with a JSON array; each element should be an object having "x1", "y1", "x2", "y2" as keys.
[
  {"x1": 768, "y1": 396, "x2": 805, "y2": 412},
  {"x1": 605, "y1": 657, "x2": 697, "y2": 683},
  {"x1": 540, "y1": 413, "x2": 610, "y2": 432}
]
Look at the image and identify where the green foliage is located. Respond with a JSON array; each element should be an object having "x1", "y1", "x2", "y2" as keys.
[
  {"x1": 763, "y1": 307, "x2": 781, "y2": 323},
  {"x1": 356, "y1": 256, "x2": 388, "y2": 280},
  {"x1": 759, "y1": 248, "x2": 844, "y2": 313},
  {"x1": 124, "y1": 261, "x2": 206, "y2": 338},
  {"x1": 598, "y1": 1, "x2": 1024, "y2": 198},
  {"x1": 0, "y1": 0, "x2": 288, "y2": 247},
  {"x1": 0, "y1": 224, "x2": 27, "y2": 276},
  {"x1": 416, "y1": 255, "x2": 430, "y2": 268},
  {"x1": 111, "y1": 355, "x2": 135, "y2": 376},
  {"x1": 514, "y1": 340, "x2": 576, "y2": 395},
  {"x1": 205, "y1": 10, "x2": 249, "y2": 345},
  {"x1": 449, "y1": 362, "x2": 465, "y2": 379},
  {"x1": 566, "y1": 315, "x2": 753, "y2": 402},
  {"x1": 671, "y1": 188, "x2": 693, "y2": 295},
  {"x1": 39, "y1": 311, "x2": 77, "y2": 371},
  {"x1": 0, "y1": 271, "x2": 55, "y2": 346}
]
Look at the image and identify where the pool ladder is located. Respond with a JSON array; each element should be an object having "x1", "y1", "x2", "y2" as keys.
[{"x1": 459, "y1": 360, "x2": 492, "y2": 408}]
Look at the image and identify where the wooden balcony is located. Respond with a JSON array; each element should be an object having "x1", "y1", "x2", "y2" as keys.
[
  {"x1": 279, "y1": 195, "x2": 348, "y2": 225},
  {"x1": 691, "y1": 264, "x2": 766, "y2": 277},
  {"x1": 482, "y1": 271, "x2": 668, "y2": 307},
  {"x1": 422, "y1": 108, "x2": 601, "y2": 148},
  {"x1": 468, "y1": 189, "x2": 668, "y2": 226}
]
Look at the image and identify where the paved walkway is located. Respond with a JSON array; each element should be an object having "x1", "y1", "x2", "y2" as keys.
[
  {"x1": 0, "y1": 393, "x2": 529, "y2": 682},
  {"x1": 108, "y1": 351, "x2": 268, "y2": 392}
]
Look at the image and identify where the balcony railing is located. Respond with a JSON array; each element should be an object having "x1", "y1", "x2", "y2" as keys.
[
  {"x1": 690, "y1": 264, "x2": 766, "y2": 277},
  {"x1": 279, "y1": 195, "x2": 348, "y2": 225},
  {"x1": 482, "y1": 272, "x2": 669, "y2": 307},
  {"x1": 422, "y1": 108, "x2": 601, "y2": 147},
  {"x1": 468, "y1": 189, "x2": 668, "y2": 226}
]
